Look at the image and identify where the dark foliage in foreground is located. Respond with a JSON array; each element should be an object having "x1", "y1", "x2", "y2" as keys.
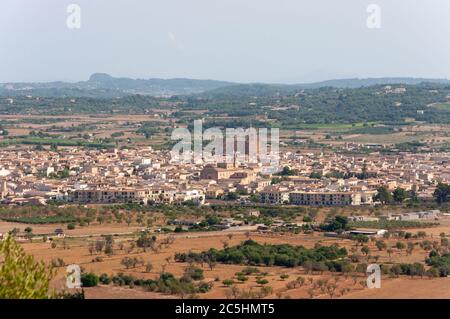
[{"x1": 174, "y1": 239, "x2": 348, "y2": 268}]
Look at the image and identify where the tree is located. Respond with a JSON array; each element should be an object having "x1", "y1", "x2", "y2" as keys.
[
  {"x1": 396, "y1": 241, "x2": 406, "y2": 252},
  {"x1": 407, "y1": 242, "x2": 414, "y2": 255},
  {"x1": 375, "y1": 186, "x2": 393, "y2": 204},
  {"x1": 360, "y1": 163, "x2": 369, "y2": 179},
  {"x1": 88, "y1": 242, "x2": 95, "y2": 255},
  {"x1": 105, "y1": 235, "x2": 114, "y2": 246},
  {"x1": 393, "y1": 187, "x2": 407, "y2": 203},
  {"x1": 104, "y1": 243, "x2": 114, "y2": 256},
  {"x1": 0, "y1": 235, "x2": 55, "y2": 298},
  {"x1": 271, "y1": 177, "x2": 282, "y2": 185},
  {"x1": 237, "y1": 274, "x2": 248, "y2": 282},
  {"x1": 361, "y1": 246, "x2": 370, "y2": 256},
  {"x1": 225, "y1": 192, "x2": 238, "y2": 201},
  {"x1": 280, "y1": 274, "x2": 289, "y2": 280},
  {"x1": 205, "y1": 215, "x2": 220, "y2": 226},
  {"x1": 425, "y1": 267, "x2": 439, "y2": 279},
  {"x1": 97, "y1": 216, "x2": 105, "y2": 224},
  {"x1": 441, "y1": 237, "x2": 449, "y2": 249},
  {"x1": 434, "y1": 183, "x2": 450, "y2": 204},
  {"x1": 411, "y1": 263, "x2": 425, "y2": 278},
  {"x1": 342, "y1": 263, "x2": 354, "y2": 277},
  {"x1": 136, "y1": 233, "x2": 156, "y2": 252},
  {"x1": 145, "y1": 262, "x2": 154, "y2": 273},
  {"x1": 99, "y1": 273, "x2": 111, "y2": 285},
  {"x1": 353, "y1": 234, "x2": 369, "y2": 246},
  {"x1": 125, "y1": 214, "x2": 133, "y2": 227},
  {"x1": 81, "y1": 273, "x2": 99, "y2": 287},
  {"x1": 417, "y1": 231, "x2": 427, "y2": 238},
  {"x1": 309, "y1": 172, "x2": 322, "y2": 179},
  {"x1": 326, "y1": 283, "x2": 338, "y2": 298},
  {"x1": 409, "y1": 190, "x2": 420, "y2": 204},
  {"x1": 260, "y1": 285, "x2": 273, "y2": 297},
  {"x1": 390, "y1": 264, "x2": 402, "y2": 277},
  {"x1": 279, "y1": 166, "x2": 296, "y2": 176},
  {"x1": 121, "y1": 257, "x2": 134, "y2": 269},
  {"x1": 50, "y1": 143, "x2": 58, "y2": 151},
  {"x1": 222, "y1": 279, "x2": 234, "y2": 287},
  {"x1": 256, "y1": 278, "x2": 269, "y2": 286},
  {"x1": 95, "y1": 240, "x2": 105, "y2": 253},
  {"x1": 307, "y1": 288, "x2": 315, "y2": 299},
  {"x1": 184, "y1": 266, "x2": 204, "y2": 281},
  {"x1": 205, "y1": 256, "x2": 217, "y2": 271},
  {"x1": 375, "y1": 240, "x2": 387, "y2": 251},
  {"x1": 320, "y1": 215, "x2": 349, "y2": 232}
]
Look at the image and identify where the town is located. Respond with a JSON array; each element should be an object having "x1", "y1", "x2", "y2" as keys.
[{"x1": 0, "y1": 146, "x2": 448, "y2": 208}]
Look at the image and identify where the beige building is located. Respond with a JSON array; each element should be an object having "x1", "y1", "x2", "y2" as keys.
[
  {"x1": 200, "y1": 165, "x2": 234, "y2": 180},
  {"x1": 260, "y1": 187, "x2": 290, "y2": 204},
  {"x1": 289, "y1": 191, "x2": 361, "y2": 206},
  {"x1": 72, "y1": 188, "x2": 150, "y2": 204}
]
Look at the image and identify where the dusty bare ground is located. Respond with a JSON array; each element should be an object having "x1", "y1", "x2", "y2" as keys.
[
  {"x1": 342, "y1": 277, "x2": 450, "y2": 299},
  {"x1": 0, "y1": 220, "x2": 143, "y2": 236}
]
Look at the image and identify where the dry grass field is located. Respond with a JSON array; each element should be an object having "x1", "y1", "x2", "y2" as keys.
[{"x1": 8, "y1": 217, "x2": 449, "y2": 299}]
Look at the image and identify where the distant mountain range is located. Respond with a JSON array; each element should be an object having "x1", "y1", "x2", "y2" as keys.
[
  {"x1": 201, "y1": 78, "x2": 450, "y2": 98},
  {"x1": 0, "y1": 73, "x2": 234, "y2": 97},
  {"x1": 1, "y1": 73, "x2": 449, "y2": 98}
]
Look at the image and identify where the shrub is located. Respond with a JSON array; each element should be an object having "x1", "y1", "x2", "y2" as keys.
[
  {"x1": 112, "y1": 273, "x2": 136, "y2": 286},
  {"x1": 51, "y1": 258, "x2": 65, "y2": 268},
  {"x1": 99, "y1": 273, "x2": 111, "y2": 285},
  {"x1": 145, "y1": 262, "x2": 154, "y2": 273},
  {"x1": 237, "y1": 275, "x2": 249, "y2": 282},
  {"x1": 256, "y1": 278, "x2": 269, "y2": 285},
  {"x1": 241, "y1": 266, "x2": 260, "y2": 275},
  {"x1": 280, "y1": 274, "x2": 289, "y2": 280},
  {"x1": 222, "y1": 279, "x2": 234, "y2": 286},
  {"x1": 197, "y1": 282, "x2": 212, "y2": 293},
  {"x1": 184, "y1": 266, "x2": 204, "y2": 281},
  {"x1": 81, "y1": 273, "x2": 99, "y2": 287}
]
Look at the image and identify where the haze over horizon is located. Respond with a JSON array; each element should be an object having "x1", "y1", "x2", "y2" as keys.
[
  {"x1": 1, "y1": 0, "x2": 450, "y2": 83},
  {"x1": 3, "y1": 72, "x2": 450, "y2": 86}
]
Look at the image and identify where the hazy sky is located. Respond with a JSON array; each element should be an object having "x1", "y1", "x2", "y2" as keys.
[{"x1": 1, "y1": 0, "x2": 450, "y2": 83}]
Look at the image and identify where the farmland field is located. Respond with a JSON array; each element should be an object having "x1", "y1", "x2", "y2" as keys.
[{"x1": 4, "y1": 209, "x2": 449, "y2": 299}]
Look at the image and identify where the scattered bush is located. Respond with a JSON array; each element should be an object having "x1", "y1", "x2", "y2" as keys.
[{"x1": 81, "y1": 273, "x2": 99, "y2": 287}]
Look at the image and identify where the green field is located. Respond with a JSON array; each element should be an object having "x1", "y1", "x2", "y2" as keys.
[
  {"x1": 431, "y1": 103, "x2": 450, "y2": 111},
  {"x1": 0, "y1": 215, "x2": 77, "y2": 224},
  {"x1": 0, "y1": 138, "x2": 115, "y2": 149},
  {"x1": 349, "y1": 220, "x2": 439, "y2": 229},
  {"x1": 284, "y1": 122, "x2": 379, "y2": 130}
]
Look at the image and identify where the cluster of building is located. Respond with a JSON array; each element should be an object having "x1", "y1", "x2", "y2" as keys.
[
  {"x1": 348, "y1": 210, "x2": 441, "y2": 222},
  {"x1": 259, "y1": 151, "x2": 449, "y2": 206},
  {"x1": 0, "y1": 146, "x2": 448, "y2": 207}
]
